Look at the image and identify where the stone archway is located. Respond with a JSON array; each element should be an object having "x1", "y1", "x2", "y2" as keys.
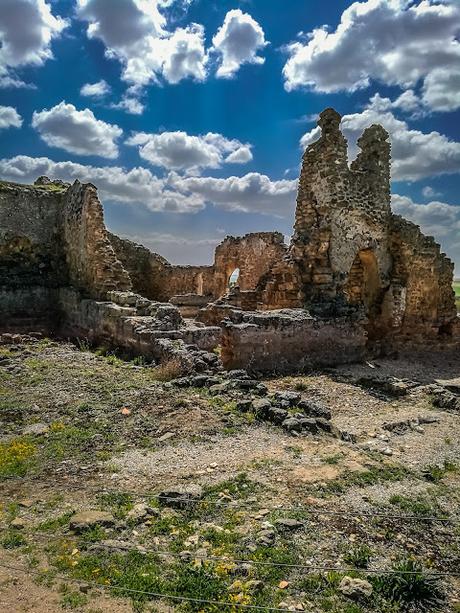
[
  {"x1": 228, "y1": 268, "x2": 240, "y2": 289},
  {"x1": 344, "y1": 249, "x2": 384, "y2": 339}
]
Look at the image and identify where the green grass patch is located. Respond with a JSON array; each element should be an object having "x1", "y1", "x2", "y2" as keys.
[
  {"x1": 1, "y1": 529, "x2": 27, "y2": 549},
  {"x1": 37, "y1": 511, "x2": 74, "y2": 532},
  {"x1": 97, "y1": 492, "x2": 134, "y2": 520},
  {"x1": 423, "y1": 461, "x2": 458, "y2": 483},
  {"x1": 453, "y1": 282, "x2": 460, "y2": 312},
  {"x1": 316, "y1": 464, "x2": 411, "y2": 495},
  {"x1": 388, "y1": 494, "x2": 445, "y2": 518},
  {"x1": 343, "y1": 544, "x2": 373, "y2": 569}
]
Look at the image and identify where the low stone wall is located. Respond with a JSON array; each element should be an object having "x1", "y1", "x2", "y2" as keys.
[
  {"x1": 59, "y1": 288, "x2": 220, "y2": 359},
  {"x1": 221, "y1": 309, "x2": 367, "y2": 374}
]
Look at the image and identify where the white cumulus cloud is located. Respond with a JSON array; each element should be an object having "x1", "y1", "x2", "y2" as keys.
[
  {"x1": 300, "y1": 96, "x2": 460, "y2": 182},
  {"x1": 77, "y1": 0, "x2": 207, "y2": 88},
  {"x1": 31, "y1": 102, "x2": 122, "y2": 159},
  {"x1": 0, "y1": 106, "x2": 23, "y2": 129},
  {"x1": 80, "y1": 80, "x2": 111, "y2": 98},
  {"x1": 169, "y1": 172, "x2": 297, "y2": 216},
  {"x1": 126, "y1": 131, "x2": 253, "y2": 172},
  {"x1": 283, "y1": 0, "x2": 460, "y2": 112},
  {"x1": 0, "y1": 0, "x2": 67, "y2": 87},
  {"x1": 0, "y1": 155, "x2": 203, "y2": 213},
  {"x1": 211, "y1": 9, "x2": 268, "y2": 78},
  {"x1": 0, "y1": 155, "x2": 296, "y2": 217}
]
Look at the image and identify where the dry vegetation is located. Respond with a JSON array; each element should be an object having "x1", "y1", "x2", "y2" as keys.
[{"x1": 1, "y1": 339, "x2": 459, "y2": 612}]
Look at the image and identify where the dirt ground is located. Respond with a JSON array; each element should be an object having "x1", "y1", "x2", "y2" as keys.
[{"x1": 1, "y1": 339, "x2": 459, "y2": 612}]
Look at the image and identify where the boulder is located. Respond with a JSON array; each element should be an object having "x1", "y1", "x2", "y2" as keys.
[
  {"x1": 282, "y1": 417, "x2": 303, "y2": 433},
  {"x1": 158, "y1": 485, "x2": 203, "y2": 509},
  {"x1": 70, "y1": 511, "x2": 115, "y2": 532},
  {"x1": 267, "y1": 407, "x2": 289, "y2": 425},
  {"x1": 339, "y1": 576, "x2": 373, "y2": 599},
  {"x1": 273, "y1": 391, "x2": 301, "y2": 407},
  {"x1": 298, "y1": 399, "x2": 332, "y2": 420},
  {"x1": 252, "y1": 399, "x2": 272, "y2": 419}
]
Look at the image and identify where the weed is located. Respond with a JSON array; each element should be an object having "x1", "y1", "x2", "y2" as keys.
[
  {"x1": 372, "y1": 557, "x2": 445, "y2": 611},
  {"x1": 60, "y1": 588, "x2": 89, "y2": 609},
  {"x1": 285, "y1": 445, "x2": 303, "y2": 458},
  {"x1": 76, "y1": 338, "x2": 91, "y2": 352},
  {"x1": 388, "y1": 494, "x2": 443, "y2": 518},
  {"x1": 0, "y1": 438, "x2": 36, "y2": 478},
  {"x1": 294, "y1": 380, "x2": 310, "y2": 392},
  {"x1": 37, "y1": 512, "x2": 73, "y2": 532},
  {"x1": 97, "y1": 492, "x2": 134, "y2": 520},
  {"x1": 322, "y1": 453, "x2": 343, "y2": 465},
  {"x1": 1, "y1": 530, "x2": 27, "y2": 549},
  {"x1": 131, "y1": 355, "x2": 147, "y2": 367},
  {"x1": 203, "y1": 473, "x2": 256, "y2": 501},
  {"x1": 423, "y1": 461, "x2": 457, "y2": 483},
  {"x1": 344, "y1": 544, "x2": 373, "y2": 568},
  {"x1": 318, "y1": 464, "x2": 411, "y2": 494},
  {"x1": 150, "y1": 358, "x2": 184, "y2": 382}
]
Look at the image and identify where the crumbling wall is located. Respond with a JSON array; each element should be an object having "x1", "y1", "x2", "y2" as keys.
[
  {"x1": 221, "y1": 309, "x2": 367, "y2": 374},
  {"x1": 59, "y1": 288, "x2": 220, "y2": 358},
  {"x1": 0, "y1": 181, "x2": 67, "y2": 330},
  {"x1": 213, "y1": 232, "x2": 287, "y2": 297},
  {"x1": 388, "y1": 215, "x2": 459, "y2": 343},
  {"x1": 163, "y1": 265, "x2": 215, "y2": 298},
  {"x1": 109, "y1": 232, "x2": 287, "y2": 306},
  {"x1": 62, "y1": 182, "x2": 131, "y2": 299},
  {"x1": 108, "y1": 233, "x2": 170, "y2": 301},
  {"x1": 290, "y1": 109, "x2": 393, "y2": 305}
]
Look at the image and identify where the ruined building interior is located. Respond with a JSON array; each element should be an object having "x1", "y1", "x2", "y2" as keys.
[{"x1": 1, "y1": 109, "x2": 459, "y2": 374}]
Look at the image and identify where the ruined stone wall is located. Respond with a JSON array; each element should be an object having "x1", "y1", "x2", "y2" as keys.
[
  {"x1": 221, "y1": 309, "x2": 367, "y2": 374},
  {"x1": 388, "y1": 215, "x2": 459, "y2": 343},
  {"x1": 213, "y1": 232, "x2": 287, "y2": 297},
  {"x1": 0, "y1": 181, "x2": 68, "y2": 330},
  {"x1": 163, "y1": 265, "x2": 215, "y2": 298},
  {"x1": 108, "y1": 233, "x2": 170, "y2": 301},
  {"x1": 109, "y1": 232, "x2": 287, "y2": 305},
  {"x1": 290, "y1": 109, "x2": 393, "y2": 304},
  {"x1": 62, "y1": 182, "x2": 131, "y2": 299}
]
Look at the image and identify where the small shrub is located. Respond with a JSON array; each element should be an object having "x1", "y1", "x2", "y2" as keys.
[
  {"x1": 372, "y1": 557, "x2": 445, "y2": 611},
  {"x1": 423, "y1": 461, "x2": 457, "y2": 483},
  {"x1": 131, "y1": 355, "x2": 147, "y2": 367},
  {"x1": 1, "y1": 530, "x2": 27, "y2": 549},
  {"x1": 150, "y1": 358, "x2": 185, "y2": 382},
  {"x1": 344, "y1": 544, "x2": 373, "y2": 568},
  {"x1": 0, "y1": 438, "x2": 36, "y2": 478},
  {"x1": 294, "y1": 380, "x2": 309, "y2": 392}
]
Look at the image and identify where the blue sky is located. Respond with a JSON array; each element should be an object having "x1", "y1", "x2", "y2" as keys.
[{"x1": 0, "y1": 0, "x2": 459, "y2": 271}]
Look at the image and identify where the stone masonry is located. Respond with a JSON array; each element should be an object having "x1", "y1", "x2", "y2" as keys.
[{"x1": 0, "y1": 108, "x2": 458, "y2": 373}]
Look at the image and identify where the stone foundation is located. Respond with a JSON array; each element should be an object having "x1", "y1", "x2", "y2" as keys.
[{"x1": 221, "y1": 309, "x2": 367, "y2": 374}]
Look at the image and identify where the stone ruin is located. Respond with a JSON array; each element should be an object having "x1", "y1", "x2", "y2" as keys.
[{"x1": 1, "y1": 109, "x2": 459, "y2": 374}]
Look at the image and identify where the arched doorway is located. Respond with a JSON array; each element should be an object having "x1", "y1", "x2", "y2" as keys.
[
  {"x1": 228, "y1": 268, "x2": 240, "y2": 289},
  {"x1": 344, "y1": 249, "x2": 383, "y2": 339}
]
